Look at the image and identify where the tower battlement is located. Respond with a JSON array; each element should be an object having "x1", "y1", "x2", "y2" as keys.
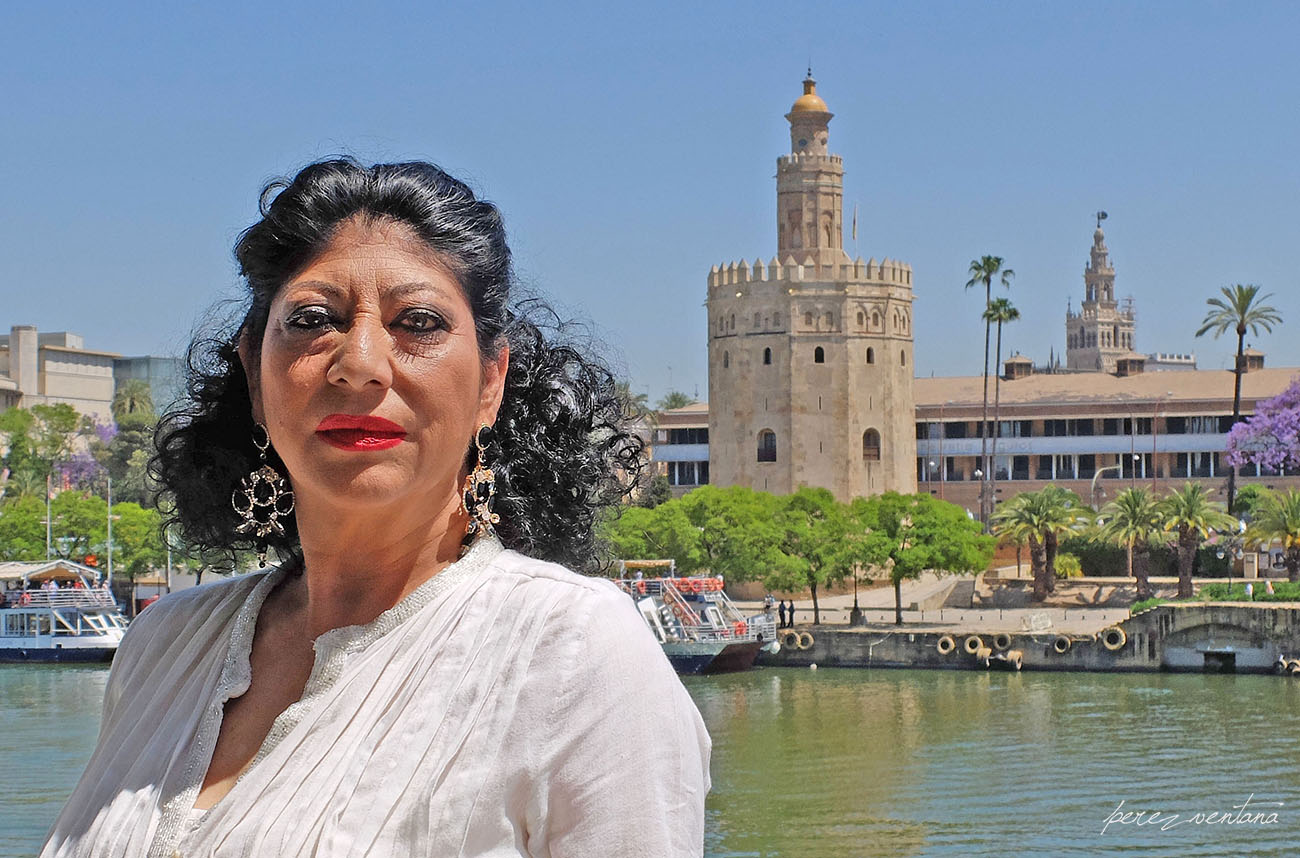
[
  {"x1": 707, "y1": 256, "x2": 912, "y2": 290},
  {"x1": 776, "y1": 152, "x2": 843, "y2": 169}
]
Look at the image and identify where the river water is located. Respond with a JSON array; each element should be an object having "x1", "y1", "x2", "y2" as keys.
[{"x1": 4, "y1": 664, "x2": 1298, "y2": 857}]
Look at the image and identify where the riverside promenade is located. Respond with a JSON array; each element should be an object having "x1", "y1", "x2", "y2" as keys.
[{"x1": 731, "y1": 567, "x2": 1132, "y2": 634}]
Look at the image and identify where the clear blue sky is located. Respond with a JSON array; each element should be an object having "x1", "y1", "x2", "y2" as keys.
[{"x1": 3, "y1": 1, "x2": 1297, "y2": 403}]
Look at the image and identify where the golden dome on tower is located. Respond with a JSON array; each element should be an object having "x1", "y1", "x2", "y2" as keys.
[{"x1": 790, "y1": 70, "x2": 829, "y2": 114}]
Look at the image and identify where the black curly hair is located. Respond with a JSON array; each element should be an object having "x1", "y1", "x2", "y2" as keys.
[{"x1": 152, "y1": 158, "x2": 644, "y2": 573}]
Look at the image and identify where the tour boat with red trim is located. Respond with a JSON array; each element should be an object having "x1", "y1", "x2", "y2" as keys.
[
  {"x1": 616, "y1": 560, "x2": 778, "y2": 675},
  {"x1": 0, "y1": 560, "x2": 127, "y2": 663}
]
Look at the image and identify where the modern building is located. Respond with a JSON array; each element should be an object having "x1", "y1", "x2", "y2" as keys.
[
  {"x1": 113, "y1": 355, "x2": 185, "y2": 414},
  {"x1": 705, "y1": 72, "x2": 916, "y2": 501},
  {"x1": 0, "y1": 325, "x2": 184, "y2": 421},
  {"x1": 0, "y1": 326, "x2": 118, "y2": 418}
]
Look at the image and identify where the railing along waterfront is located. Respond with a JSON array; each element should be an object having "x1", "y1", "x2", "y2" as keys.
[{"x1": 2, "y1": 590, "x2": 118, "y2": 610}]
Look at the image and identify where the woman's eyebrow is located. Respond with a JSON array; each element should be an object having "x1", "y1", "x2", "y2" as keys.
[
  {"x1": 282, "y1": 280, "x2": 347, "y2": 300},
  {"x1": 384, "y1": 281, "x2": 458, "y2": 301}
]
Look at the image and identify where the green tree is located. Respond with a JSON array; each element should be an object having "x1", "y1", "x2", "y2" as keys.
[
  {"x1": 110, "y1": 502, "x2": 166, "y2": 577},
  {"x1": 634, "y1": 474, "x2": 673, "y2": 509},
  {"x1": 1095, "y1": 487, "x2": 1163, "y2": 600},
  {"x1": 982, "y1": 297, "x2": 1020, "y2": 507},
  {"x1": 48, "y1": 491, "x2": 109, "y2": 561},
  {"x1": 768, "y1": 487, "x2": 850, "y2": 625},
  {"x1": 1159, "y1": 483, "x2": 1236, "y2": 598},
  {"x1": 656, "y1": 390, "x2": 695, "y2": 412},
  {"x1": 1233, "y1": 483, "x2": 1273, "y2": 520},
  {"x1": 29, "y1": 403, "x2": 86, "y2": 467},
  {"x1": 111, "y1": 379, "x2": 156, "y2": 424},
  {"x1": 991, "y1": 486, "x2": 1085, "y2": 601},
  {"x1": 851, "y1": 492, "x2": 994, "y2": 624},
  {"x1": 0, "y1": 495, "x2": 50, "y2": 560},
  {"x1": 1195, "y1": 284, "x2": 1282, "y2": 513},
  {"x1": 965, "y1": 256, "x2": 1014, "y2": 528},
  {"x1": 680, "y1": 485, "x2": 791, "y2": 586},
  {"x1": 600, "y1": 485, "x2": 789, "y2": 584},
  {"x1": 1247, "y1": 489, "x2": 1300, "y2": 583}
]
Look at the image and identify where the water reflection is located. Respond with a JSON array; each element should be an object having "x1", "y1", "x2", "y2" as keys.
[{"x1": 688, "y1": 668, "x2": 1300, "y2": 858}]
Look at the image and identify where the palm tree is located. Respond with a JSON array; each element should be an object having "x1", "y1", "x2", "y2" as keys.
[
  {"x1": 1248, "y1": 489, "x2": 1300, "y2": 582},
  {"x1": 615, "y1": 381, "x2": 652, "y2": 424},
  {"x1": 656, "y1": 391, "x2": 695, "y2": 412},
  {"x1": 1039, "y1": 485, "x2": 1086, "y2": 592},
  {"x1": 111, "y1": 379, "x2": 156, "y2": 427},
  {"x1": 1195, "y1": 284, "x2": 1281, "y2": 512},
  {"x1": 1096, "y1": 487, "x2": 1162, "y2": 600},
  {"x1": 992, "y1": 494, "x2": 1048, "y2": 600},
  {"x1": 1159, "y1": 483, "x2": 1237, "y2": 598},
  {"x1": 982, "y1": 298, "x2": 1020, "y2": 511},
  {"x1": 965, "y1": 256, "x2": 1014, "y2": 528},
  {"x1": 991, "y1": 486, "x2": 1082, "y2": 601}
]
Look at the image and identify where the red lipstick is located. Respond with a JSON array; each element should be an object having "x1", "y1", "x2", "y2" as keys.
[{"x1": 315, "y1": 414, "x2": 407, "y2": 451}]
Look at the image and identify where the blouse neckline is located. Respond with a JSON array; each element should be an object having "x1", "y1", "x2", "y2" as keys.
[{"x1": 151, "y1": 535, "x2": 505, "y2": 857}]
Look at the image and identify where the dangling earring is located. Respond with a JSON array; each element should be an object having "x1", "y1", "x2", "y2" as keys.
[
  {"x1": 231, "y1": 423, "x2": 295, "y2": 567},
  {"x1": 461, "y1": 423, "x2": 499, "y2": 539}
]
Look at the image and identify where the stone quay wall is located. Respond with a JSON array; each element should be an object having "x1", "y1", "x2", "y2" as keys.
[{"x1": 760, "y1": 604, "x2": 1300, "y2": 674}]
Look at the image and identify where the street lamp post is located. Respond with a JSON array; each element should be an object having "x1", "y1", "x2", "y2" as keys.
[
  {"x1": 1091, "y1": 463, "x2": 1123, "y2": 510},
  {"x1": 1151, "y1": 390, "x2": 1174, "y2": 489}
]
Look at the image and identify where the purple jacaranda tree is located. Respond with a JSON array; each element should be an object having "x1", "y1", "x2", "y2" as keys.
[
  {"x1": 1226, "y1": 378, "x2": 1300, "y2": 474},
  {"x1": 58, "y1": 452, "x2": 105, "y2": 492},
  {"x1": 93, "y1": 419, "x2": 118, "y2": 445}
]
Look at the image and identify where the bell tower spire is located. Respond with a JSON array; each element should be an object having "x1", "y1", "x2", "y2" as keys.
[
  {"x1": 776, "y1": 70, "x2": 845, "y2": 267},
  {"x1": 1064, "y1": 213, "x2": 1136, "y2": 373}
]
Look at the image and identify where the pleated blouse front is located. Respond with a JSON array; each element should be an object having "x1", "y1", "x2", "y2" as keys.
[{"x1": 40, "y1": 538, "x2": 712, "y2": 857}]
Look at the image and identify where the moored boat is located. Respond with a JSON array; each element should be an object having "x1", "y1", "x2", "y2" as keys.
[
  {"x1": 0, "y1": 560, "x2": 128, "y2": 663},
  {"x1": 616, "y1": 560, "x2": 778, "y2": 675}
]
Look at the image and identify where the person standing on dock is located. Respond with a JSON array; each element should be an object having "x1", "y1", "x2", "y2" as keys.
[{"x1": 778, "y1": 600, "x2": 787, "y2": 629}]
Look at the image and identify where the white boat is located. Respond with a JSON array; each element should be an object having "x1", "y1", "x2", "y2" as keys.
[
  {"x1": 0, "y1": 560, "x2": 128, "y2": 663},
  {"x1": 616, "y1": 560, "x2": 778, "y2": 675}
]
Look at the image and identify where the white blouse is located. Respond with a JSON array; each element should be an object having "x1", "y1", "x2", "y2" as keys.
[{"x1": 40, "y1": 537, "x2": 711, "y2": 857}]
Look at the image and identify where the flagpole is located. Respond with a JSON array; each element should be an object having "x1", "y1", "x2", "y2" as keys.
[
  {"x1": 851, "y1": 203, "x2": 859, "y2": 257},
  {"x1": 46, "y1": 473, "x2": 52, "y2": 561},
  {"x1": 106, "y1": 474, "x2": 113, "y2": 583}
]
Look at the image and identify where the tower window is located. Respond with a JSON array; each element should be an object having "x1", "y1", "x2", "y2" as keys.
[
  {"x1": 730, "y1": 314, "x2": 735, "y2": 330},
  {"x1": 866, "y1": 347, "x2": 875, "y2": 364},
  {"x1": 723, "y1": 351, "x2": 729, "y2": 369},
  {"x1": 863, "y1": 429, "x2": 882, "y2": 461},
  {"x1": 900, "y1": 350, "x2": 907, "y2": 366},
  {"x1": 857, "y1": 311, "x2": 864, "y2": 326},
  {"x1": 872, "y1": 312, "x2": 881, "y2": 328},
  {"x1": 814, "y1": 347, "x2": 825, "y2": 364},
  {"x1": 757, "y1": 429, "x2": 777, "y2": 463},
  {"x1": 825, "y1": 312, "x2": 833, "y2": 327},
  {"x1": 754, "y1": 312, "x2": 761, "y2": 328},
  {"x1": 773, "y1": 312, "x2": 781, "y2": 327},
  {"x1": 763, "y1": 347, "x2": 772, "y2": 365},
  {"x1": 805, "y1": 312, "x2": 813, "y2": 326}
]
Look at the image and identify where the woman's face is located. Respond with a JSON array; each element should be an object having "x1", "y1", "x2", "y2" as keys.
[{"x1": 242, "y1": 216, "x2": 508, "y2": 517}]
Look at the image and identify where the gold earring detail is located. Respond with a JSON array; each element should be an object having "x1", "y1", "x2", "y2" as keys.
[
  {"x1": 461, "y1": 424, "x2": 499, "y2": 538},
  {"x1": 231, "y1": 423, "x2": 295, "y2": 567}
]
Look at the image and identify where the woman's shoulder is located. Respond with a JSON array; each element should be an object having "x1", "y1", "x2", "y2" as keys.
[
  {"x1": 136, "y1": 569, "x2": 271, "y2": 625},
  {"x1": 119, "y1": 568, "x2": 274, "y2": 658},
  {"x1": 491, "y1": 548, "x2": 621, "y2": 596},
  {"x1": 489, "y1": 548, "x2": 638, "y2": 623}
]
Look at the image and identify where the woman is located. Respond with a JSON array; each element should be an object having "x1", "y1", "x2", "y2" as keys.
[{"x1": 42, "y1": 160, "x2": 711, "y2": 857}]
